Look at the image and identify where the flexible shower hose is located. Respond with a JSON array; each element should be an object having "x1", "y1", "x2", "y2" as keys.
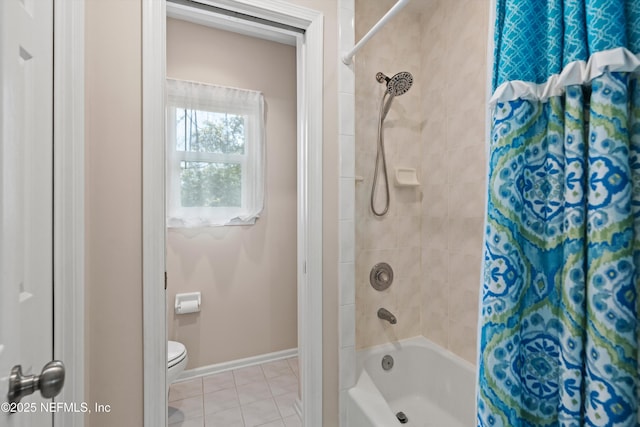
[{"x1": 371, "y1": 92, "x2": 391, "y2": 216}]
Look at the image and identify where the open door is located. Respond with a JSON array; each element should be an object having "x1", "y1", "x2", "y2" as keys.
[{"x1": 0, "y1": 0, "x2": 64, "y2": 425}]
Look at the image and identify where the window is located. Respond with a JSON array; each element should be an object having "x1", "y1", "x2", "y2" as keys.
[{"x1": 166, "y1": 79, "x2": 265, "y2": 227}]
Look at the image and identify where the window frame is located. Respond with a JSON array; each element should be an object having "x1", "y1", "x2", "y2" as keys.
[{"x1": 165, "y1": 79, "x2": 264, "y2": 227}]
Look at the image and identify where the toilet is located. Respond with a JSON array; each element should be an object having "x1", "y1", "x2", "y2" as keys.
[{"x1": 167, "y1": 341, "x2": 188, "y2": 393}]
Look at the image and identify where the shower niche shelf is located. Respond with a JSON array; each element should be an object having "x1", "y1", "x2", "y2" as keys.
[{"x1": 394, "y1": 167, "x2": 420, "y2": 187}]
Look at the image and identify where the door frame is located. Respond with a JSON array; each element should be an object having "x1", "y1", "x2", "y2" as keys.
[
  {"x1": 142, "y1": 1, "x2": 324, "y2": 426},
  {"x1": 52, "y1": 0, "x2": 85, "y2": 426}
]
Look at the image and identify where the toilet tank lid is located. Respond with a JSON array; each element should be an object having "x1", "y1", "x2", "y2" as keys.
[{"x1": 168, "y1": 341, "x2": 186, "y2": 363}]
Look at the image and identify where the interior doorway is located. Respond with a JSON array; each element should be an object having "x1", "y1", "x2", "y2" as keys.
[
  {"x1": 165, "y1": 12, "x2": 300, "y2": 425},
  {"x1": 142, "y1": 1, "x2": 325, "y2": 426}
]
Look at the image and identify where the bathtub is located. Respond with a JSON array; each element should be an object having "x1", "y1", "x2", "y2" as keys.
[{"x1": 346, "y1": 336, "x2": 475, "y2": 427}]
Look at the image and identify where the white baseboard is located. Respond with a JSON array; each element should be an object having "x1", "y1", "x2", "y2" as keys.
[{"x1": 176, "y1": 347, "x2": 298, "y2": 382}]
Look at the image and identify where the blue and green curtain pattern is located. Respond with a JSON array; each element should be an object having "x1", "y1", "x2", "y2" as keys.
[{"x1": 478, "y1": 1, "x2": 640, "y2": 426}]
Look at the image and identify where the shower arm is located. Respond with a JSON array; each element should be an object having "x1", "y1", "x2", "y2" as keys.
[{"x1": 341, "y1": 0, "x2": 411, "y2": 65}]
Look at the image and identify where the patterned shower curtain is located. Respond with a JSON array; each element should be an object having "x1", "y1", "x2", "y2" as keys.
[{"x1": 477, "y1": 1, "x2": 640, "y2": 426}]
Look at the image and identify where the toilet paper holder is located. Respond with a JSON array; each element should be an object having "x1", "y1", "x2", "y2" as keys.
[{"x1": 175, "y1": 292, "x2": 201, "y2": 315}]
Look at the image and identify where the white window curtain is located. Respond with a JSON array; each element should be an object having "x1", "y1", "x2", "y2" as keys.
[{"x1": 166, "y1": 78, "x2": 265, "y2": 227}]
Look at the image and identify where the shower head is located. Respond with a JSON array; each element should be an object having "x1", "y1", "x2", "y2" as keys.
[{"x1": 376, "y1": 71, "x2": 413, "y2": 97}]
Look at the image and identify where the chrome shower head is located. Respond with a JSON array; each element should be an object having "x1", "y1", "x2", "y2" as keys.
[{"x1": 376, "y1": 71, "x2": 413, "y2": 97}]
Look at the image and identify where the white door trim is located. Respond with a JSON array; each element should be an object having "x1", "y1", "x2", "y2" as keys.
[
  {"x1": 142, "y1": 1, "x2": 168, "y2": 426},
  {"x1": 53, "y1": 0, "x2": 85, "y2": 426},
  {"x1": 142, "y1": 1, "x2": 324, "y2": 426}
]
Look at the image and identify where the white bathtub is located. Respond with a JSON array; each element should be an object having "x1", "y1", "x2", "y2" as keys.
[{"x1": 346, "y1": 336, "x2": 475, "y2": 427}]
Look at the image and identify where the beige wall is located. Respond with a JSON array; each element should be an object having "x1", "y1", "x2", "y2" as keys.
[
  {"x1": 354, "y1": 0, "x2": 489, "y2": 364},
  {"x1": 165, "y1": 18, "x2": 298, "y2": 369},
  {"x1": 85, "y1": 0, "x2": 143, "y2": 425},
  {"x1": 85, "y1": 0, "x2": 339, "y2": 425}
]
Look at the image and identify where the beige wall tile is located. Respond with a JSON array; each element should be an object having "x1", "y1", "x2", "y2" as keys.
[
  {"x1": 422, "y1": 119, "x2": 447, "y2": 156},
  {"x1": 448, "y1": 144, "x2": 487, "y2": 185},
  {"x1": 393, "y1": 276, "x2": 422, "y2": 310},
  {"x1": 355, "y1": 0, "x2": 489, "y2": 365},
  {"x1": 423, "y1": 216, "x2": 449, "y2": 250},
  {"x1": 449, "y1": 252, "x2": 483, "y2": 292},
  {"x1": 422, "y1": 148, "x2": 449, "y2": 186},
  {"x1": 448, "y1": 178, "x2": 486, "y2": 218},
  {"x1": 446, "y1": 107, "x2": 486, "y2": 149},
  {"x1": 448, "y1": 217, "x2": 485, "y2": 256},
  {"x1": 449, "y1": 286, "x2": 480, "y2": 327},
  {"x1": 422, "y1": 184, "x2": 449, "y2": 217},
  {"x1": 423, "y1": 248, "x2": 449, "y2": 286},
  {"x1": 397, "y1": 306, "x2": 422, "y2": 339},
  {"x1": 397, "y1": 216, "x2": 422, "y2": 249},
  {"x1": 394, "y1": 189, "x2": 424, "y2": 218},
  {"x1": 449, "y1": 324, "x2": 478, "y2": 364},
  {"x1": 395, "y1": 247, "x2": 422, "y2": 278},
  {"x1": 421, "y1": 90, "x2": 447, "y2": 137},
  {"x1": 359, "y1": 218, "x2": 398, "y2": 250},
  {"x1": 355, "y1": 0, "x2": 424, "y2": 349},
  {"x1": 421, "y1": 280, "x2": 449, "y2": 347}
]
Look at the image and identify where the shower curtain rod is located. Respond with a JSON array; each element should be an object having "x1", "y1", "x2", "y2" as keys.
[{"x1": 341, "y1": 0, "x2": 411, "y2": 65}]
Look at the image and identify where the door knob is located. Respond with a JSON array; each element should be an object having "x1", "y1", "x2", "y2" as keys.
[{"x1": 7, "y1": 360, "x2": 65, "y2": 404}]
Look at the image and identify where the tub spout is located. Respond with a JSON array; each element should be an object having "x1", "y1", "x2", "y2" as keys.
[{"x1": 377, "y1": 308, "x2": 397, "y2": 324}]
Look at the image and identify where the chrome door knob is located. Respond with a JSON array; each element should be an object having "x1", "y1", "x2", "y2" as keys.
[{"x1": 7, "y1": 360, "x2": 65, "y2": 404}]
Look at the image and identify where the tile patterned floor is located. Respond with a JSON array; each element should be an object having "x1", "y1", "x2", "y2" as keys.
[{"x1": 169, "y1": 357, "x2": 301, "y2": 427}]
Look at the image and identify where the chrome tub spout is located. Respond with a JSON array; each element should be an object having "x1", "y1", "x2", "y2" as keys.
[{"x1": 378, "y1": 308, "x2": 397, "y2": 324}]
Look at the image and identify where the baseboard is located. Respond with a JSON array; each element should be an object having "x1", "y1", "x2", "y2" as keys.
[{"x1": 175, "y1": 347, "x2": 298, "y2": 382}]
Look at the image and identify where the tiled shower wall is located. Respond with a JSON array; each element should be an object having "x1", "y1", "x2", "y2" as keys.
[
  {"x1": 354, "y1": 0, "x2": 424, "y2": 349},
  {"x1": 419, "y1": 0, "x2": 489, "y2": 364},
  {"x1": 354, "y1": 0, "x2": 489, "y2": 364}
]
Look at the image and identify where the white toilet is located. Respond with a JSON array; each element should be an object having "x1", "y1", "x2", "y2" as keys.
[{"x1": 167, "y1": 341, "x2": 188, "y2": 393}]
